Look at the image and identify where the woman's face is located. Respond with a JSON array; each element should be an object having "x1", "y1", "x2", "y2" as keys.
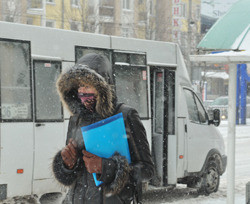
[
  {"x1": 78, "y1": 84, "x2": 97, "y2": 111},
  {"x1": 78, "y1": 84, "x2": 97, "y2": 95}
]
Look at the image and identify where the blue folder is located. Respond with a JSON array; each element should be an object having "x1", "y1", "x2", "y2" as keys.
[{"x1": 81, "y1": 112, "x2": 131, "y2": 186}]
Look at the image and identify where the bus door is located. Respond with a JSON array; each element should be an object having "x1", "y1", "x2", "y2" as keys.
[
  {"x1": 32, "y1": 60, "x2": 64, "y2": 193},
  {"x1": 151, "y1": 67, "x2": 175, "y2": 186}
]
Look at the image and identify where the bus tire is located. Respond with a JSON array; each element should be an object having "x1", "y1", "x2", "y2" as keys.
[{"x1": 198, "y1": 160, "x2": 220, "y2": 195}]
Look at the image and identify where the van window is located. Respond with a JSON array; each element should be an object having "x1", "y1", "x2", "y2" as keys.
[
  {"x1": 184, "y1": 89, "x2": 208, "y2": 124},
  {"x1": 194, "y1": 95, "x2": 208, "y2": 124},
  {"x1": 0, "y1": 40, "x2": 32, "y2": 121},
  {"x1": 184, "y1": 89, "x2": 199, "y2": 123}
]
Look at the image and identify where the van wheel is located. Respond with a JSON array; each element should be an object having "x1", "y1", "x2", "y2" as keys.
[{"x1": 198, "y1": 160, "x2": 220, "y2": 195}]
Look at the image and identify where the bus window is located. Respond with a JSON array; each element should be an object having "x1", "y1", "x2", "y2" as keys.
[
  {"x1": 114, "y1": 66, "x2": 148, "y2": 118},
  {"x1": 113, "y1": 52, "x2": 129, "y2": 64},
  {"x1": 154, "y1": 72, "x2": 164, "y2": 133},
  {"x1": 114, "y1": 53, "x2": 148, "y2": 118},
  {"x1": 130, "y1": 54, "x2": 146, "y2": 65},
  {"x1": 34, "y1": 61, "x2": 63, "y2": 121},
  {"x1": 166, "y1": 71, "x2": 175, "y2": 134},
  {"x1": 75, "y1": 47, "x2": 111, "y2": 62},
  {"x1": 0, "y1": 40, "x2": 32, "y2": 121}
]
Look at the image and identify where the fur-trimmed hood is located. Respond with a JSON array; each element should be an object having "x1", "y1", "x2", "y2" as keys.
[{"x1": 56, "y1": 53, "x2": 116, "y2": 118}]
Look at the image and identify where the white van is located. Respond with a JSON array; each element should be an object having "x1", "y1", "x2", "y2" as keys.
[{"x1": 0, "y1": 22, "x2": 226, "y2": 201}]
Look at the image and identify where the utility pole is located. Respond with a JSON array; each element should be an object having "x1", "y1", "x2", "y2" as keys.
[
  {"x1": 146, "y1": 0, "x2": 150, "y2": 39},
  {"x1": 227, "y1": 63, "x2": 237, "y2": 204},
  {"x1": 94, "y1": 0, "x2": 100, "y2": 33},
  {"x1": 61, "y1": 0, "x2": 64, "y2": 29},
  {"x1": 187, "y1": 0, "x2": 192, "y2": 80},
  {"x1": 42, "y1": 0, "x2": 46, "y2": 26}
]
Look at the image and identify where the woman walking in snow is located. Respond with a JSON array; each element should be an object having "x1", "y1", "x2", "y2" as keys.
[{"x1": 52, "y1": 53, "x2": 154, "y2": 204}]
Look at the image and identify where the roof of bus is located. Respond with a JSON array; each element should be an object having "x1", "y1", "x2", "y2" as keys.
[{"x1": 0, "y1": 21, "x2": 192, "y2": 88}]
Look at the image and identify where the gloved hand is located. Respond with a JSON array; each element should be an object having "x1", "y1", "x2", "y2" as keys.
[
  {"x1": 61, "y1": 138, "x2": 78, "y2": 169},
  {"x1": 82, "y1": 150, "x2": 102, "y2": 173}
]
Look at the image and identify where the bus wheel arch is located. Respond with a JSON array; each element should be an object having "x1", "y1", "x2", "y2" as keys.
[
  {"x1": 197, "y1": 159, "x2": 220, "y2": 195},
  {"x1": 186, "y1": 150, "x2": 223, "y2": 195}
]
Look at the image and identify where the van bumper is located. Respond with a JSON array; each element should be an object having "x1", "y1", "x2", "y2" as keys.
[{"x1": 221, "y1": 155, "x2": 227, "y2": 174}]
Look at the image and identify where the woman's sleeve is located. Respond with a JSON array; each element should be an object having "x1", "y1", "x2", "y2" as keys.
[
  {"x1": 52, "y1": 150, "x2": 80, "y2": 186},
  {"x1": 52, "y1": 116, "x2": 83, "y2": 186},
  {"x1": 127, "y1": 109, "x2": 154, "y2": 183}
]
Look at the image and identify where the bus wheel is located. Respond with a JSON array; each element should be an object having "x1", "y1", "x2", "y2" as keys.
[{"x1": 198, "y1": 160, "x2": 220, "y2": 195}]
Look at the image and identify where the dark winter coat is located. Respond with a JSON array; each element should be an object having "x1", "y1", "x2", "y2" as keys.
[{"x1": 52, "y1": 53, "x2": 154, "y2": 204}]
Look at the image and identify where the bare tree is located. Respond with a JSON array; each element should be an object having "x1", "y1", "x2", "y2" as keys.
[
  {"x1": 60, "y1": 0, "x2": 101, "y2": 33},
  {"x1": 1, "y1": 0, "x2": 27, "y2": 23}
]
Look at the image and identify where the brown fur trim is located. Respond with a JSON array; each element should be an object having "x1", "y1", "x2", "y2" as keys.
[
  {"x1": 52, "y1": 151, "x2": 78, "y2": 186},
  {"x1": 56, "y1": 65, "x2": 115, "y2": 118},
  {"x1": 104, "y1": 153, "x2": 131, "y2": 197}
]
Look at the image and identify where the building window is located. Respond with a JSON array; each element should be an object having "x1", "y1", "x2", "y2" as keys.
[
  {"x1": 46, "y1": 0, "x2": 55, "y2": 3},
  {"x1": 138, "y1": 0, "x2": 144, "y2": 4},
  {"x1": 181, "y1": 3, "x2": 186, "y2": 17},
  {"x1": 46, "y1": 20, "x2": 55, "y2": 28},
  {"x1": 71, "y1": 0, "x2": 80, "y2": 7},
  {"x1": 100, "y1": 0, "x2": 114, "y2": 7},
  {"x1": 27, "y1": 18, "x2": 33, "y2": 25},
  {"x1": 88, "y1": 6, "x2": 94, "y2": 15},
  {"x1": 149, "y1": 0, "x2": 154, "y2": 15},
  {"x1": 138, "y1": 12, "x2": 147, "y2": 22},
  {"x1": 122, "y1": 28, "x2": 130, "y2": 37},
  {"x1": 123, "y1": 0, "x2": 130, "y2": 10},
  {"x1": 101, "y1": 23, "x2": 114, "y2": 35},
  {"x1": 196, "y1": 5, "x2": 201, "y2": 19},
  {"x1": 88, "y1": 0, "x2": 95, "y2": 6},
  {"x1": 28, "y1": 0, "x2": 42, "y2": 9},
  {"x1": 70, "y1": 21, "x2": 81, "y2": 31}
]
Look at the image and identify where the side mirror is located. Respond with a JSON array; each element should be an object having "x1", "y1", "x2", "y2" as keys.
[{"x1": 209, "y1": 109, "x2": 220, "y2": 126}]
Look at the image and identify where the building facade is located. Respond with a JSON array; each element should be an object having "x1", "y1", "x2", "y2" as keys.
[
  {"x1": 0, "y1": 0, "x2": 201, "y2": 79},
  {"x1": 0, "y1": 0, "x2": 27, "y2": 23},
  {"x1": 23, "y1": 0, "x2": 156, "y2": 39}
]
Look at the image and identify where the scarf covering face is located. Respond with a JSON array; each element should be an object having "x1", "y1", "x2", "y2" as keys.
[{"x1": 78, "y1": 93, "x2": 97, "y2": 112}]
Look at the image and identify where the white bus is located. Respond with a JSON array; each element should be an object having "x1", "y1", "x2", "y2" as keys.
[{"x1": 0, "y1": 21, "x2": 226, "y2": 201}]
